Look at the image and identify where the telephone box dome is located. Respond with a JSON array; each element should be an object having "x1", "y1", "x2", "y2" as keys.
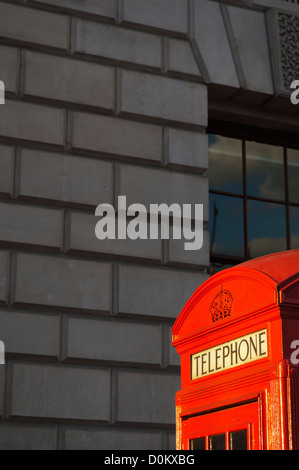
[{"x1": 172, "y1": 250, "x2": 299, "y2": 451}]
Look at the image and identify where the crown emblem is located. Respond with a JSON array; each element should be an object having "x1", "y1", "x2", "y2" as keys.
[{"x1": 210, "y1": 285, "x2": 233, "y2": 322}]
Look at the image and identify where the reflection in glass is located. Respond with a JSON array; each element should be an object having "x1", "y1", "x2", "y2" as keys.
[
  {"x1": 207, "y1": 135, "x2": 243, "y2": 194},
  {"x1": 208, "y1": 193, "x2": 244, "y2": 257},
  {"x1": 290, "y1": 206, "x2": 299, "y2": 249},
  {"x1": 247, "y1": 200, "x2": 286, "y2": 258},
  {"x1": 229, "y1": 429, "x2": 248, "y2": 450},
  {"x1": 246, "y1": 141, "x2": 285, "y2": 201},
  {"x1": 209, "y1": 434, "x2": 225, "y2": 450},
  {"x1": 287, "y1": 149, "x2": 299, "y2": 204}
]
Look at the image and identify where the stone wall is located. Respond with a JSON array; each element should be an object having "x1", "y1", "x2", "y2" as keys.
[
  {"x1": 0, "y1": 0, "x2": 298, "y2": 450},
  {"x1": 0, "y1": 0, "x2": 208, "y2": 450}
]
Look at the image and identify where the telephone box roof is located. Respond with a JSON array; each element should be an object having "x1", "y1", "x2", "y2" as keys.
[
  {"x1": 172, "y1": 250, "x2": 299, "y2": 338},
  {"x1": 236, "y1": 250, "x2": 299, "y2": 284}
]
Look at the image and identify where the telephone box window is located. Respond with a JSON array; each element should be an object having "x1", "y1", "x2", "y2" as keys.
[
  {"x1": 189, "y1": 430, "x2": 248, "y2": 451},
  {"x1": 190, "y1": 437, "x2": 205, "y2": 450},
  {"x1": 209, "y1": 433, "x2": 226, "y2": 450},
  {"x1": 229, "y1": 429, "x2": 248, "y2": 450}
]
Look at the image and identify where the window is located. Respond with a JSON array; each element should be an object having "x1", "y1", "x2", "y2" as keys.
[
  {"x1": 207, "y1": 124, "x2": 299, "y2": 274},
  {"x1": 190, "y1": 429, "x2": 248, "y2": 451},
  {"x1": 183, "y1": 401, "x2": 258, "y2": 450}
]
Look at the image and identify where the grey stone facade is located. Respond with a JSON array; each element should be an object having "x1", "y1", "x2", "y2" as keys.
[{"x1": 0, "y1": 0, "x2": 298, "y2": 450}]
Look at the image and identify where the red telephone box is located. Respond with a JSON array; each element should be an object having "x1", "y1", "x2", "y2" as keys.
[{"x1": 172, "y1": 250, "x2": 299, "y2": 450}]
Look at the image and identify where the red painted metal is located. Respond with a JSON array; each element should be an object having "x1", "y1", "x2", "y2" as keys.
[{"x1": 172, "y1": 250, "x2": 299, "y2": 450}]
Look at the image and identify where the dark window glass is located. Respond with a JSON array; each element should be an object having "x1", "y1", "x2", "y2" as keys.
[
  {"x1": 229, "y1": 429, "x2": 248, "y2": 450},
  {"x1": 247, "y1": 200, "x2": 287, "y2": 258},
  {"x1": 209, "y1": 433, "x2": 225, "y2": 450},
  {"x1": 208, "y1": 131, "x2": 299, "y2": 268},
  {"x1": 190, "y1": 437, "x2": 205, "y2": 450},
  {"x1": 290, "y1": 206, "x2": 299, "y2": 249},
  {"x1": 288, "y1": 149, "x2": 299, "y2": 204},
  {"x1": 246, "y1": 141, "x2": 285, "y2": 201},
  {"x1": 208, "y1": 135, "x2": 243, "y2": 194},
  {"x1": 209, "y1": 193, "x2": 244, "y2": 257}
]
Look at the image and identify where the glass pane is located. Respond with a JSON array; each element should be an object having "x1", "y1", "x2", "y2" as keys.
[
  {"x1": 287, "y1": 148, "x2": 299, "y2": 204},
  {"x1": 229, "y1": 429, "x2": 248, "y2": 450},
  {"x1": 246, "y1": 141, "x2": 285, "y2": 201},
  {"x1": 209, "y1": 433, "x2": 225, "y2": 450},
  {"x1": 190, "y1": 437, "x2": 205, "y2": 450},
  {"x1": 290, "y1": 206, "x2": 299, "y2": 249},
  {"x1": 208, "y1": 134, "x2": 243, "y2": 194},
  {"x1": 247, "y1": 200, "x2": 287, "y2": 258},
  {"x1": 209, "y1": 193, "x2": 244, "y2": 257}
]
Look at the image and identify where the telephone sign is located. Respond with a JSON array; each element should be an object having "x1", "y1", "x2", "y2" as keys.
[{"x1": 191, "y1": 329, "x2": 267, "y2": 380}]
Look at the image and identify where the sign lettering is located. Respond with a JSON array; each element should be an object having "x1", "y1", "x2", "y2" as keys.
[{"x1": 191, "y1": 329, "x2": 267, "y2": 380}]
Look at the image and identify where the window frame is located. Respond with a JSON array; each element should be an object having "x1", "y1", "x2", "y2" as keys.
[{"x1": 207, "y1": 119, "x2": 299, "y2": 266}]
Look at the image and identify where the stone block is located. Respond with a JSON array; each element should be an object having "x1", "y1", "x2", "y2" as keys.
[
  {"x1": 18, "y1": 148, "x2": 113, "y2": 206},
  {"x1": 65, "y1": 427, "x2": 162, "y2": 450},
  {"x1": 71, "y1": 112, "x2": 162, "y2": 162},
  {"x1": 0, "y1": 202, "x2": 63, "y2": 249},
  {"x1": 0, "y1": 250, "x2": 9, "y2": 305},
  {"x1": 24, "y1": 51, "x2": 115, "y2": 110},
  {"x1": 0, "y1": 2, "x2": 69, "y2": 52},
  {"x1": 14, "y1": 253, "x2": 112, "y2": 313},
  {"x1": 165, "y1": 38, "x2": 201, "y2": 77},
  {"x1": 0, "y1": 45, "x2": 19, "y2": 95},
  {"x1": 118, "y1": 264, "x2": 208, "y2": 320},
  {"x1": 118, "y1": 69, "x2": 207, "y2": 127},
  {"x1": 73, "y1": 18, "x2": 162, "y2": 69},
  {"x1": 0, "y1": 309, "x2": 60, "y2": 358},
  {"x1": 116, "y1": 370, "x2": 180, "y2": 424},
  {"x1": 0, "y1": 100, "x2": 65, "y2": 147},
  {"x1": 121, "y1": 0, "x2": 189, "y2": 35},
  {"x1": 165, "y1": 127, "x2": 208, "y2": 171},
  {"x1": 10, "y1": 363, "x2": 110, "y2": 421},
  {"x1": 0, "y1": 366, "x2": 5, "y2": 418},
  {"x1": 66, "y1": 316, "x2": 162, "y2": 365},
  {"x1": 0, "y1": 423, "x2": 57, "y2": 450},
  {"x1": 26, "y1": 0, "x2": 117, "y2": 20},
  {"x1": 68, "y1": 211, "x2": 162, "y2": 261},
  {"x1": 118, "y1": 163, "x2": 209, "y2": 221},
  {"x1": 167, "y1": 229, "x2": 210, "y2": 268},
  {"x1": 0, "y1": 145, "x2": 14, "y2": 197},
  {"x1": 227, "y1": 6, "x2": 274, "y2": 94},
  {"x1": 192, "y1": 0, "x2": 239, "y2": 88}
]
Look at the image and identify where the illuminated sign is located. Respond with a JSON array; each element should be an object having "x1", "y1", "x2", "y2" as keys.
[{"x1": 191, "y1": 329, "x2": 267, "y2": 380}]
